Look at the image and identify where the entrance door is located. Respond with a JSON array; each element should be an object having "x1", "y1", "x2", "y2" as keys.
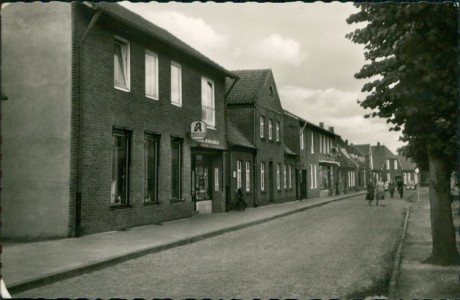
[
  {"x1": 268, "y1": 161, "x2": 274, "y2": 203},
  {"x1": 192, "y1": 154, "x2": 212, "y2": 211},
  {"x1": 301, "y1": 169, "x2": 307, "y2": 199}
]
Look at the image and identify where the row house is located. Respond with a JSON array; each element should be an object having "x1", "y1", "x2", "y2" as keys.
[
  {"x1": 336, "y1": 138, "x2": 368, "y2": 193},
  {"x1": 355, "y1": 142, "x2": 401, "y2": 184},
  {"x1": 226, "y1": 70, "x2": 296, "y2": 206},
  {"x1": 398, "y1": 155, "x2": 418, "y2": 185},
  {"x1": 2, "y1": 2, "x2": 237, "y2": 238}
]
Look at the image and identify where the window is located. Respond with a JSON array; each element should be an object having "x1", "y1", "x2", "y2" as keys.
[
  {"x1": 277, "y1": 163, "x2": 281, "y2": 190},
  {"x1": 245, "y1": 161, "x2": 251, "y2": 192},
  {"x1": 145, "y1": 50, "x2": 158, "y2": 99},
  {"x1": 386, "y1": 159, "x2": 390, "y2": 170},
  {"x1": 261, "y1": 162, "x2": 265, "y2": 191},
  {"x1": 201, "y1": 77, "x2": 215, "y2": 127},
  {"x1": 319, "y1": 135, "x2": 323, "y2": 153},
  {"x1": 111, "y1": 129, "x2": 131, "y2": 205},
  {"x1": 260, "y1": 116, "x2": 265, "y2": 138},
  {"x1": 237, "y1": 160, "x2": 242, "y2": 189},
  {"x1": 171, "y1": 137, "x2": 182, "y2": 199},
  {"x1": 289, "y1": 165, "x2": 292, "y2": 189},
  {"x1": 269, "y1": 86, "x2": 274, "y2": 97},
  {"x1": 311, "y1": 132, "x2": 314, "y2": 153},
  {"x1": 310, "y1": 164, "x2": 314, "y2": 189},
  {"x1": 394, "y1": 160, "x2": 398, "y2": 170},
  {"x1": 300, "y1": 130, "x2": 304, "y2": 150},
  {"x1": 268, "y1": 119, "x2": 273, "y2": 141},
  {"x1": 114, "y1": 37, "x2": 130, "y2": 91},
  {"x1": 314, "y1": 164, "x2": 317, "y2": 188},
  {"x1": 283, "y1": 164, "x2": 287, "y2": 189},
  {"x1": 214, "y1": 168, "x2": 219, "y2": 192},
  {"x1": 144, "y1": 133, "x2": 159, "y2": 203},
  {"x1": 276, "y1": 122, "x2": 280, "y2": 142},
  {"x1": 171, "y1": 62, "x2": 182, "y2": 106}
]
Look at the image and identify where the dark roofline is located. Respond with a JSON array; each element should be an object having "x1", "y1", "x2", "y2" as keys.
[
  {"x1": 91, "y1": 3, "x2": 237, "y2": 79},
  {"x1": 283, "y1": 109, "x2": 339, "y2": 137}
]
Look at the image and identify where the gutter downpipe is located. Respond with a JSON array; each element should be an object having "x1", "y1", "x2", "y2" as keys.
[{"x1": 76, "y1": 4, "x2": 101, "y2": 237}]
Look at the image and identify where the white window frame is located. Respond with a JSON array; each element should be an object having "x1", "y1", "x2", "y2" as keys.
[
  {"x1": 114, "y1": 36, "x2": 130, "y2": 92},
  {"x1": 237, "y1": 160, "x2": 242, "y2": 189},
  {"x1": 268, "y1": 119, "x2": 273, "y2": 141},
  {"x1": 145, "y1": 50, "x2": 159, "y2": 100},
  {"x1": 245, "y1": 161, "x2": 251, "y2": 192},
  {"x1": 201, "y1": 76, "x2": 215, "y2": 128},
  {"x1": 289, "y1": 165, "x2": 292, "y2": 189},
  {"x1": 319, "y1": 135, "x2": 323, "y2": 153},
  {"x1": 260, "y1": 116, "x2": 265, "y2": 139},
  {"x1": 311, "y1": 132, "x2": 314, "y2": 153},
  {"x1": 394, "y1": 160, "x2": 398, "y2": 170},
  {"x1": 170, "y1": 61, "x2": 182, "y2": 107},
  {"x1": 276, "y1": 122, "x2": 280, "y2": 142},
  {"x1": 300, "y1": 130, "x2": 304, "y2": 150},
  {"x1": 277, "y1": 163, "x2": 281, "y2": 190},
  {"x1": 261, "y1": 162, "x2": 265, "y2": 191},
  {"x1": 310, "y1": 164, "x2": 313, "y2": 189},
  {"x1": 314, "y1": 164, "x2": 317, "y2": 188},
  {"x1": 386, "y1": 159, "x2": 390, "y2": 170},
  {"x1": 283, "y1": 164, "x2": 287, "y2": 189},
  {"x1": 214, "y1": 168, "x2": 219, "y2": 192}
]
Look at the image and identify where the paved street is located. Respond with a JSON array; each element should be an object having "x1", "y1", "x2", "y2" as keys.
[{"x1": 16, "y1": 193, "x2": 411, "y2": 299}]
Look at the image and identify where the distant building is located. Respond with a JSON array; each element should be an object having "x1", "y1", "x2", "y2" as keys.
[{"x1": 398, "y1": 155, "x2": 418, "y2": 185}]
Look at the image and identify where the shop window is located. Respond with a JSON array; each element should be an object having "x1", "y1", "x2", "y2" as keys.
[
  {"x1": 194, "y1": 154, "x2": 212, "y2": 201},
  {"x1": 171, "y1": 62, "x2": 182, "y2": 106},
  {"x1": 114, "y1": 37, "x2": 130, "y2": 91},
  {"x1": 111, "y1": 129, "x2": 131, "y2": 205},
  {"x1": 171, "y1": 137, "x2": 182, "y2": 199},
  {"x1": 201, "y1": 77, "x2": 215, "y2": 128},
  {"x1": 245, "y1": 161, "x2": 251, "y2": 192},
  {"x1": 145, "y1": 50, "x2": 159, "y2": 99},
  {"x1": 144, "y1": 133, "x2": 159, "y2": 203}
]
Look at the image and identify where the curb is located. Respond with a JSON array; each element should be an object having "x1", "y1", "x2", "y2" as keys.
[
  {"x1": 8, "y1": 192, "x2": 364, "y2": 295},
  {"x1": 388, "y1": 206, "x2": 411, "y2": 299}
]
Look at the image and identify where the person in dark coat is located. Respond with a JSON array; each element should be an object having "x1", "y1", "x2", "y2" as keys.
[
  {"x1": 388, "y1": 180, "x2": 396, "y2": 198},
  {"x1": 366, "y1": 179, "x2": 375, "y2": 206},
  {"x1": 396, "y1": 177, "x2": 404, "y2": 198},
  {"x1": 236, "y1": 188, "x2": 247, "y2": 211}
]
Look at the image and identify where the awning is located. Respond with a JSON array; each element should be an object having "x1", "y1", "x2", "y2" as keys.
[{"x1": 319, "y1": 160, "x2": 340, "y2": 167}]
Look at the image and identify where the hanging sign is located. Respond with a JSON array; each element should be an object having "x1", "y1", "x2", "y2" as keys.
[{"x1": 191, "y1": 121, "x2": 207, "y2": 140}]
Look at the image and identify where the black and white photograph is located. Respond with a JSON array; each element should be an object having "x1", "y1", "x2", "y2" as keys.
[{"x1": 1, "y1": 1, "x2": 459, "y2": 299}]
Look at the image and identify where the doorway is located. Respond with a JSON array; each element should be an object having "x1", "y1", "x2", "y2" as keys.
[
  {"x1": 301, "y1": 169, "x2": 307, "y2": 199},
  {"x1": 269, "y1": 161, "x2": 274, "y2": 202}
]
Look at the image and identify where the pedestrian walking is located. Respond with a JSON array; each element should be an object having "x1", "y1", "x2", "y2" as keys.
[
  {"x1": 235, "y1": 188, "x2": 247, "y2": 211},
  {"x1": 366, "y1": 179, "x2": 375, "y2": 206},
  {"x1": 376, "y1": 178, "x2": 385, "y2": 206},
  {"x1": 388, "y1": 180, "x2": 396, "y2": 198},
  {"x1": 396, "y1": 176, "x2": 404, "y2": 198}
]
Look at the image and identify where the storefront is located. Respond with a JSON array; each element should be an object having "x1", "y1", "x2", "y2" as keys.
[{"x1": 319, "y1": 160, "x2": 340, "y2": 197}]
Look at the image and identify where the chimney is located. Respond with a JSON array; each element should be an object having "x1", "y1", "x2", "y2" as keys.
[
  {"x1": 319, "y1": 122, "x2": 324, "y2": 128},
  {"x1": 377, "y1": 142, "x2": 381, "y2": 146},
  {"x1": 345, "y1": 139, "x2": 348, "y2": 145},
  {"x1": 329, "y1": 126, "x2": 334, "y2": 133}
]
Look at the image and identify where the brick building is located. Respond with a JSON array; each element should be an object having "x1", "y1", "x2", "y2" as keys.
[
  {"x1": 2, "y1": 2, "x2": 237, "y2": 238},
  {"x1": 226, "y1": 69, "x2": 296, "y2": 205},
  {"x1": 356, "y1": 142, "x2": 401, "y2": 184}
]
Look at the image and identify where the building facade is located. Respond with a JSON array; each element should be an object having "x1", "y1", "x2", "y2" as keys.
[{"x1": 2, "y1": 2, "x2": 236, "y2": 238}]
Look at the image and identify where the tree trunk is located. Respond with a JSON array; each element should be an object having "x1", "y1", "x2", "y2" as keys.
[{"x1": 426, "y1": 150, "x2": 458, "y2": 265}]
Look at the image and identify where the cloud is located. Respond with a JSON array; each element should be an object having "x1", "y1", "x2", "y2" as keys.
[
  {"x1": 279, "y1": 85, "x2": 405, "y2": 152},
  {"x1": 251, "y1": 34, "x2": 307, "y2": 66},
  {"x1": 121, "y1": 5, "x2": 230, "y2": 58}
]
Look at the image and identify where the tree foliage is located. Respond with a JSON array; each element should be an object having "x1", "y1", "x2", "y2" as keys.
[{"x1": 346, "y1": 3, "x2": 458, "y2": 170}]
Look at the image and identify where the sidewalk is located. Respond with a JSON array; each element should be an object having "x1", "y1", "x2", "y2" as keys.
[
  {"x1": 3, "y1": 191, "x2": 364, "y2": 295},
  {"x1": 393, "y1": 187, "x2": 460, "y2": 299}
]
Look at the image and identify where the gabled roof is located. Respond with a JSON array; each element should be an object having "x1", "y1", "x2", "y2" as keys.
[
  {"x1": 94, "y1": 3, "x2": 236, "y2": 78},
  {"x1": 225, "y1": 69, "x2": 271, "y2": 104},
  {"x1": 398, "y1": 155, "x2": 417, "y2": 170},
  {"x1": 371, "y1": 144, "x2": 398, "y2": 170},
  {"x1": 227, "y1": 120, "x2": 256, "y2": 150},
  {"x1": 285, "y1": 109, "x2": 338, "y2": 137},
  {"x1": 354, "y1": 144, "x2": 371, "y2": 156}
]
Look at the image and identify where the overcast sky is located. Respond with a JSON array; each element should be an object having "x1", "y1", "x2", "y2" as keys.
[{"x1": 121, "y1": 2, "x2": 405, "y2": 153}]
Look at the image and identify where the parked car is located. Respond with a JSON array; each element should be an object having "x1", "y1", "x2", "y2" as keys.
[{"x1": 406, "y1": 181, "x2": 416, "y2": 190}]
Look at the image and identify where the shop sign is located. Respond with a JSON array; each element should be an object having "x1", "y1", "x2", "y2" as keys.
[
  {"x1": 203, "y1": 138, "x2": 220, "y2": 146},
  {"x1": 191, "y1": 121, "x2": 207, "y2": 140}
]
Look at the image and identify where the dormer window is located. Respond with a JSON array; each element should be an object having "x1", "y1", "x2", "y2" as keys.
[{"x1": 269, "y1": 86, "x2": 274, "y2": 97}]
